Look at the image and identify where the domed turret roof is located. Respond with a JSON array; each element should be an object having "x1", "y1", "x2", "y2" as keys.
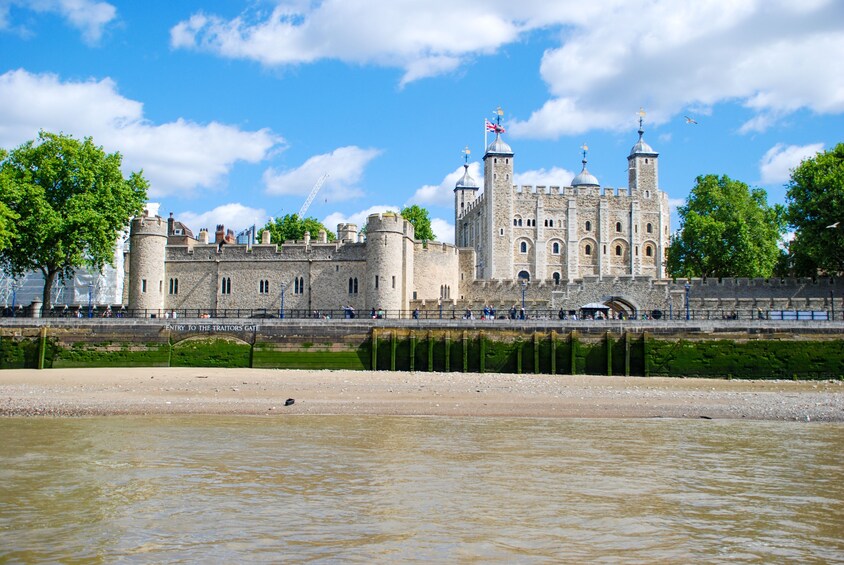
[
  {"x1": 630, "y1": 129, "x2": 656, "y2": 156},
  {"x1": 571, "y1": 161, "x2": 600, "y2": 187},
  {"x1": 486, "y1": 133, "x2": 513, "y2": 155},
  {"x1": 454, "y1": 164, "x2": 479, "y2": 190},
  {"x1": 571, "y1": 144, "x2": 599, "y2": 187}
]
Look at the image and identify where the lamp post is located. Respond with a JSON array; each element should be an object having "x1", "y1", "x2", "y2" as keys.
[
  {"x1": 438, "y1": 298, "x2": 442, "y2": 319},
  {"x1": 10, "y1": 281, "x2": 18, "y2": 318},
  {"x1": 87, "y1": 283, "x2": 94, "y2": 318},
  {"x1": 684, "y1": 282, "x2": 690, "y2": 321},
  {"x1": 831, "y1": 290, "x2": 835, "y2": 322},
  {"x1": 521, "y1": 279, "x2": 527, "y2": 319},
  {"x1": 279, "y1": 282, "x2": 286, "y2": 319}
]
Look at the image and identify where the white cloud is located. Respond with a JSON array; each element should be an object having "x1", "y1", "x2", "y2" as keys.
[
  {"x1": 407, "y1": 162, "x2": 482, "y2": 208},
  {"x1": 0, "y1": 69, "x2": 282, "y2": 197},
  {"x1": 173, "y1": 1, "x2": 844, "y2": 131},
  {"x1": 263, "y1": 146, "x2": 381, "y2": 202},
  {"x1": 514, "y1": 166, "x2": 575, "y2": 188},
  {"x1": 322, "y1": 205, "x2": 400, "y2": 232},
  {"x1": 177, "y1": 203, "x2": 268, "y2": 235},
  {"x1": 1, "y1": 0, "x2": 117, "y2": 43},
  {"x1": 759, "y1": 143, "x2": 824, "y2": 185},
  {"x1": 430, "y1": 217, "x2": 454, "y2": 244}
]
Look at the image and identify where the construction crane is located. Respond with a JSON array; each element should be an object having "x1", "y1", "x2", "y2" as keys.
[{"x1": 298, "y1": 174, "x2": 329, "y2": 218}]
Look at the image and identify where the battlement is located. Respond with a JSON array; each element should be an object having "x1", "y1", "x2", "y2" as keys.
[
  {"x1": 512, "y1": 185, "x2": 633, "y2": 199},
  {"x1": 366, "y1": 212, "x2": 415, "y2": 239},
  {"x1": 130, "y1": 215, "x2": 168, "y2": 237},
  {"x1": 413, "y1": 241, "x2": 459, "y2": 254},
  {"x1": 165, "y1": 240, "x2": 368, "y2": 262}
]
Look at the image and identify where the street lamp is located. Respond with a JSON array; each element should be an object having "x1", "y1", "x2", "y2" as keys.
[
  {"x1": 10, "y1": 280, "x2": 18, "y2": 318},
  {"x1": 521, "y1": 279, "x2": 527, "y2": 319},
  {"x1": 279, "y1": 282, "x2": 286, "y2": 319},
  {"x1": 87, "y1": 283, "x2": 94, "y2": 318},
  {"x1": 684, "y1": 282, "x2": 690, "y2": 321},
  {"x1": 831, "y1": 290, "x2": 835, "y2": 321},
  {"x1": 438, "y1": 297, "x2": 442, "y2": 319}
]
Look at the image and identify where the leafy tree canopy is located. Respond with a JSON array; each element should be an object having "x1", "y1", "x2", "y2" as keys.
[
  {"x1": 783, "y1": 143, "x2": 844, "y2": 276},
  {"x1": 667, "y1": 174, "x2": 785, "y2": 279},
  {"x1": 0, "y1": 149, "x2": 18, "y2": 251},
  {"x1": 0, "y1": 131, "x2": 148, "y2": 311},
  {"x1": 258, "y1": 214, "x2": 336, "y2": 243},
  {"x1": 400, "y1": 204, "x2": 435, "y2": 242}
]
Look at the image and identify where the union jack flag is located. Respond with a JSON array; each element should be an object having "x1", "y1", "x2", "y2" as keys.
[{"x1": 485, "y1": 119, "x2": 505, "y2": 134}]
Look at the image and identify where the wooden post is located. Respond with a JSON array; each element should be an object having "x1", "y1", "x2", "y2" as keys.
[
  {"x1": 371, "y1": 328, "x2": 378, "y2": 370},
  {"x1": 410, "y1": 331, "x2": 416, "y2": 372},
  {"x1": 38, "y1": 326, "x2": 47, "y2": 370},
  {"x1": 444, "y1": 331, "x2": 451, "y2": 372},
  {"x1": 534, "y1": 332, "x2": 540, "y2": 374},
  {"x1": 570, "y1": 330, "x2": 578, "y2": 375},
  {"x1": 624, "y1": 331, "x2": 631, "y2": 376},
  {"x1": 550, "y1": 331, "x2": 557, "y2": 375},
  {"x1": 516, "y1": 340, "x2": 523, "y2": 374},
  {"x1": 390, "y1": 330, "x2": 396, "y2": 371},
  {"x1": 427, "y1": 330, "x2": 434, "y2": 371},
  {"x1": 462, "y1": 330, "x2": 468, "y2": 372},
  {"x1": 606, "y1": 331, "x2": 613, "y2": 376},
  {"x1": 479, "y1": 331, "x2": 486, "y2": 373},
  {"x1": 643, "y1": 331, "x2": 650, "y2": 377}
]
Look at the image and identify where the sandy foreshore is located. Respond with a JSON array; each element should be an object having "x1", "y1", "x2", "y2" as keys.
[{"x1": 1, "y1": 367, "x2": 842, "y2": 421}]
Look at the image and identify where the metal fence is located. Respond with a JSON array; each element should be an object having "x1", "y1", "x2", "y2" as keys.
[{"x1": 3, "y1": 304, "x2": 838, "y2": 322}]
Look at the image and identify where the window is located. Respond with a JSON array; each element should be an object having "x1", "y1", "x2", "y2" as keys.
[
  {"x1": 518, "y1": 219, "x2": 523, "y2": 227},
  {"x1": 170, "y1": 278, "x2": 179, "y2": 294},
  {"x1": 585, "y1": 244, "x2": 592, "y2": 256},
  {"x1": 520, "y1": 241, "x2": 527, "y2": 253},
  {"x1": 553, "y1": 272, "x2": 561, "y2": 285},
  {"x1": 552, "y1": 242, "x2": 560, "y2": 254},
  {"x1": 514, "y1": 219, "x2": 518, "y2": 226},
  {"x1": 646, "y1": 246, "x2": 653, "y2": 257},
  {"x1": 142, "y1": 279, "x2": 147, "y2": 293},
  {"x1": 375, "y1": 275, "x2": 379, "y2": 290},
  {"x1": 518, "y1": 270, "x2": 530, "y2": 281},
  {"x1": 647, "y1": 223, "x2": 653, "y2": 234},
  {"x1": 392, "y1": 275, "x2": 396, "y2": 289},
  {"x1": 221, "y1": 277, "x2": 231, "y2": 295},
  {"x1": 259, "y1": 280, "x2": 269, "y2": 294},
  {"x1": 616, "y1": 222, "x2": 622, "y2": 232},
  {"x1": 615, "y1": 245, "x2": 622, "y2": 256},
  {"x1": 549, "y1": 219, "x2": 554, "y2": 227},
  {"x1": 294, "y1": 276, "x2": 304, "y2": 294},
  {"x1": 585, "y1": 221, "x2": 592, "y2": 232},
  {"x1": 348, "y1": 277, "x2": 358, "y2": 294}
]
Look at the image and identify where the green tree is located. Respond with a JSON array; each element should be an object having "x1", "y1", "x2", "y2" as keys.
[
  {"x1": 667, "y1": 174, "x2": 785, "y2": 278},
  {"x1": 0, "y1": 150, "x2": 17, "y2": 251},
  {"x1": 0, "y1": 131, "x2": 148, "y2": 312},
  {"x1": 784, "y1": 143, "x2": 844, "y2": 276},
  {"x1": 400, "y1": 204, "x2": 435, "y2": 242},
  {"x1": 258, "y1": 213, "x2": 336, "y2": 243}
]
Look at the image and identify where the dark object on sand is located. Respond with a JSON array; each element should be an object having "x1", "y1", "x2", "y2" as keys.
[{"x1": 285, "y1": 398, "x2": 295, "y2": 406}]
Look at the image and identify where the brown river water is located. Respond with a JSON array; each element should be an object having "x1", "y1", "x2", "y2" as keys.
[{"x1": 1, "y1": 416, "x2": 842, "y2": 563}]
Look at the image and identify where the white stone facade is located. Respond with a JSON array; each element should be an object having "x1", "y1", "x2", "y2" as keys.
[{"x1": 127, "y1": 125, "x2": 670, "y2": 316}]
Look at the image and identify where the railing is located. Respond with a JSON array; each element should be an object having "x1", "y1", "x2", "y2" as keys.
[{"x1": 2, "y1": 304, "x2": 837, "y2": 322}]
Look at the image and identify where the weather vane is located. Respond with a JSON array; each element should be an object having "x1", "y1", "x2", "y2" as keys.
[
  {"x1": 637, "y1": 107, "x2": 646, "y2": 129},
  {"x1": 580, "y1": 143, "x2": 589, "y2": 160},
  {"x1": 463, "y1": 145, "x2": 471, "y2": 165}
]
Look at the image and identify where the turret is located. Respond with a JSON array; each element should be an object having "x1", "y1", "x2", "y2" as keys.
[
  {"x1": 365, "y1": 213, "x2": 414, "y2": 313},
  {"x1": 454, "y1": 146, "x2": 479, "y2": 245},
  {"x1": 128, "y1": 213, "x2": 168, "y2": 316},
  {"x1": 627, "y1": 110, "x2": 659, "y2": 193},
  {"x1": 337, "y1": 223, "x2": 358, "y2": 243},
  {"x1": 484, "y1": 121, "x2": 515, "y2": 280}
]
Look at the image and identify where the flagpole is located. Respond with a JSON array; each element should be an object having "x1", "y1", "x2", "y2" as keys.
[{"x1": 484, "y1": 118, "x2": 487, "y2": 151}]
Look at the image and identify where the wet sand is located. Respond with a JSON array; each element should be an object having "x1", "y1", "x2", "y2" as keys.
[{"x1": 2, "y1": 368, "x2": 842, "y2": 421}]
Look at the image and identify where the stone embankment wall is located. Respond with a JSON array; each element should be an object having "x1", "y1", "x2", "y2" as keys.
[{"x1": 1, "y1": 319, "x2": 842, "y2": 379}]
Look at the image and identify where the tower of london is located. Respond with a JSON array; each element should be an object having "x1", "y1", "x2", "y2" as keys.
[{"x1": 126, "y1": 121, "x2": 672, "y2": 317}]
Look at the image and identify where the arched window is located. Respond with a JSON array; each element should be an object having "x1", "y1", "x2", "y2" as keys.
[
  {"x1": 615, "y1": 245, "x2": 622, "y2": 256},
  {"x1": 294, "y1": 276, "x2": 305, "y2": 294},
  {"x1": 552, "y1": 242, "x2": 560, "y2": 254},
  {"x1": 259, "y1": 280, "x2": 269, "y2": 294},
  {"x1": 549, "y1": 219, "x2": 554, "y2": 227},
  {"x1": 518, "y1": 270, "x2": 530, "y2": 281},
  {"x1": 646, "y1": 245, "x2": 653, "y2": 257},
  {"x1": 169, "y1": 278, "x2": 179, "y2": 295},
  {"x1": 520, "y1": 241, "x2": 527, "y2": 253},
  {"x1": 585, "y1": 221, "x2": 592, "y2": 232},
  {"x1": 585, "y1": 244, "x2": 592, "y2": 256},
  {"x1": 552, "y1": 272, "x2": 561, "y2": 285},
  {"x1": 221, "y1": 277, "x2": 231, "y2": 295},
  {"x1": 616, "y1": 222, "x2": 622, "y2": 232},
  {"x1": 646, "y1": 223, "x2": 653, "y2": 234},
  {"x1": 513, "y1": 219, "x2": 517, "y2": 226},
  {"x1": 518, "y1": 219, "x2": 523, "y2": 227}
]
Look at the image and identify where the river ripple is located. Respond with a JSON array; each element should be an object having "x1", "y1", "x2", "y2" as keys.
[{"x1": 1, "y1": 416, "x2": 842, "y2": 563}]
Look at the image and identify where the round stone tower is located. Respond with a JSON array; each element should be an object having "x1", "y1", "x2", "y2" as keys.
[
  {"x1": 365, "y1": 213, "x2": 414, "y2": 314},
  {"x1": 128, "y1": 214, "x2": 168, "y2": 316}
]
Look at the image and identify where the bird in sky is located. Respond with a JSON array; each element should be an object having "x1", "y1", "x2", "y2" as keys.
[
  {"x1": 826, "y1": 221, "x2": 840, "y2": 229},
  {"x1": 684, "y1": 115, "x2": 698, "y2": 125}
]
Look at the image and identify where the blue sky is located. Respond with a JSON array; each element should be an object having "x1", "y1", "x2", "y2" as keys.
[{"x1": 2, "y1": 0, "x2": 843, "y2": 243}]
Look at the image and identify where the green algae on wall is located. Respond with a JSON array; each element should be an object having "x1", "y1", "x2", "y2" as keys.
[
  {"x1": 252, "y1": 341, "x2": 369, "y2": 370},
  {"x1": 52, "y1": 341, "x2": 170, "y2": 368},
  {"x1": 171, "y1": 337, "x2": 251, "y2": 368}
]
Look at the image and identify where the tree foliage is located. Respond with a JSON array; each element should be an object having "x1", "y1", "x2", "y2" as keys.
[
  {"x1": 783, "y1": 143, "x2": 844, "y2": 276},
  {"x1": 0, "y1": 131, "x2": 148, "y2": 311},
  {"x1": 0, "y1": 149, "x2": 17, "y2": 251},
  {"x1": 258, "y1": 213, "x2": 336, "y2": 244},
  {"x1": 667, "y1": 174, "x2": 785, "y2": 279},
  {"x1": 400, "y1": 204, "x2": 435, "y2": 242}
]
